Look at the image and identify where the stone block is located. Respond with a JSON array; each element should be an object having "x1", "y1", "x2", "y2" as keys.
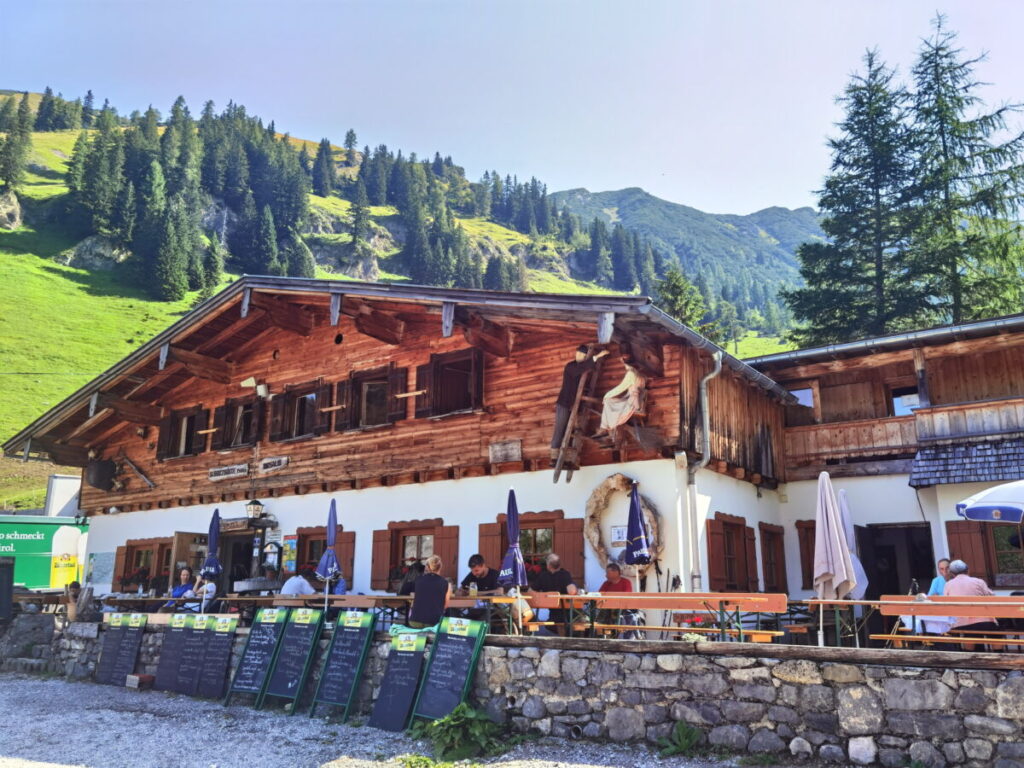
[
  {"x1": 562, "y1": 657, "x2": 588, "y2": 682},
  {"x1": 590, "y1": 660, "x2": 622, "y2": 685},
  {"x1": 768, "y1": 705, "x2": 799, "y2": 725},
  {"x1": 708, "y1": 724, "x2": 750, "y2": 750},
  {"x1": 748, "y1": 728, "x2": 785, "y2": 753},
  {"x1": 994, "y1": 759, "x2": 1024, "y2": 768},
  {"x1": 678, "y1": 672, "x2": 728, "y2": 696},
  {"x1": 670, "y1": 701, "x2": 721, "y2": 726},
  {"x1": 849, "y1": 736, "x2": 877, "y2": 765},
  {"x1": 629, "y1": 671, "x2": 679, "y2": 689},
  {"x1": 819, "y1": 744, "x2": 845, "y2": 763},
  {"x1": 733, "y1": 683, "x2": 777, "y2": 703},
  {"x1": 954, "y1": 686, "x2": 989, "y2": 713},
  {"x1": 656, "y1": 654, "x2": 683, "y2": 672},
  {"x1": 567, "y1": 700, "x2": 589, "y2": 716},
  {"x1": 729, "y1": 666, "x2": 771, "y2": 683},
  {"x1": 803, "y1": 712, "x2": 838, "y2": 735},
  {"x1": 65, "y1": 622, "x2": 100, "y2": 639},
  {"x1": 943, "y1": 742, "x2": 965, "y2": 764},
  {"x1": 777, "y1": 724, "x2": 795, "y2": 740},
  {"x1": 545, "y1": 699, "x2": 567, "y2": 715},
  {"x1": 583, "y1": 722, "x2": 602, "y2": 738},
  {"x1": 605, "y1": 707, "x2": 646, "y2": 742},
  {"x1": 640, "y1": 655, "x2": 656, "y2": 671},
  {"x1": 537, "y1": 649, "x2": 560, "y2": 677},
  {"x1": 719, "y1": 700, "x2": 765, "y2": 722},
  {"x1": 510, "y1": 658, "x2": 535, "y2": 680},
  {"x1": 964, "y1": 714, "x2": 1018, "y2": 736},
  {"x1": 643, "y1": 705, "x2": 668, "y2": 724},
  {"x1": 800, "y1": 684, "x2": 834, "y2": 710},
  {"x1": 622, "y1": 654, "x2": 641, "y2": 671},
  {"x1": 884, "y1": 678, "x2": 954, "y2": 710},
  {"x1": 713, "y1": 656, "x2": 756, "y2": 668},
  {"x1": 837, "y1": 686, "x2": 884, "y2": 735},
  {"x1": 822, "y1": 663, "x2": 864, "y2": 684},
  {"x1": 886, "y1": 712, "x2": 964, "y2": 740},
  {"x1": 997, "y1": 678, "x2": 1024, "y2": 719},
  {"x1": 909, "y1": 740, "x2": 947, "y2": 768},
  {"x1": 646, "y1": 723, "x2": 674, "y2": 742},
  {"x1": 771, "y1": 660, "x2": 822, "y2": 685},
  {"x1": 879, "y1": 749, "x2": 906, "y2": 768},
  {"x1": 778, "y1": 684, "x2": 800, "y2": 706},
  {"x1": 964, "y1": 739, "x2": 993, "y2": 761},
  {"x1": 998, "y1": 744, "x2": 1024, "y2": 759},
  {"x1": 789, "y1": 737, "x2": 813, "y2": 759}
]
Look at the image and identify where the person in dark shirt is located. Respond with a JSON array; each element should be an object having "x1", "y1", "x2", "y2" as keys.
[
  {"x1": 529, "y1": 553, "x2": 578, "y2": 635},
  {"x1": 408, "y1": 555, "x2": 451, "y2": 629},
  {"x1": 551, "y1": 345, "x2": 609, "y2": 458},
  {"x1": 458, "y1": 554, "x2": 502, "y2": 596}
]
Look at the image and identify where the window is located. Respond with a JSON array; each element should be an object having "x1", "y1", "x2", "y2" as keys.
[
  {"x1": 519, "y1": 527, "x2": 554, "y2": 571},
  {"x1": 370, "y1": 520, "x2": 458, "y2": 590},
  {"x1": 796, "y1": 520, "x2": 816, "y2": 590},
  {"x1": 335, "y1": 365, "x2": 408, "y2": 430},
  {"x1": 415, "y1": 348, "x2": 484, "y2": 419},
  {"x1": 789, "y1": 388, "x2": 815, "y2": 408},
  {"x1": 403, "y1": 533, "x2": 434, "y2": 566},
  {"x1": 295, "y1": 526, "x2": 355, "y2": 581},
  {"x1": 479, "y1": 510, "x2": 583, "y2": 586},
  {"x1": 157, "y1": 406, "x2": 209, "y2": 460},
  {"x1": 888, "y1": 385, "x2": 920, "y2": 417},
  {"x1": 211, "y1": 396, "x2": 263, "y2": 450},
  {"x1": 707, "y1": 512, "x2": 758, "y2": 592},
  {"x1": 116, "y1": 537, "x2": 173, "y2": 592},
  {"x1": 269, "y1": 380, "x2": 331, "y2": 441},
  {"x1": 785, "y1": 383, "x2": 819, "y2": 427},
  {"x1": 991, "y1": 524, "x2": 1024, "y2": 575},
  {"x1": 759, "y1": 522, "x2": 788, "y2": 593}
]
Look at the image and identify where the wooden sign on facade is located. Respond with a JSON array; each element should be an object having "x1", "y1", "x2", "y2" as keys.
[
  {"x1": 257, "y1": 456, "x2": 290, "y2": 474},
  {"x1": 208, "y1": 464, "x2": 249, "y2": 482},
  {"x1": 488, "y1": 439, "x2": 522, "y2": 464}
]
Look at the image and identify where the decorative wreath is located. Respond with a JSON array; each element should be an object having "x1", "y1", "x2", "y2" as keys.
[{"x1": 584, "y1": 472, "x2": 663, "y2": 579}]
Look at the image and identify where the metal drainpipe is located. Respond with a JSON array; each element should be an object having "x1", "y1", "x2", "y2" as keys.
[{"x1": 687, "y1": 351, "x2": 722, "y2": 592}]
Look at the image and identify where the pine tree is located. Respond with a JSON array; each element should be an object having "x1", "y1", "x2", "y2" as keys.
[
  {"x1": 637, "y1": 241, "x2": 657, "y2": 295},
  {"x1": 0, "y1": 96, "x2": 16, "y2": 132},
  {"x1": 656, "y1": 266, "x2": 719, "y2": 339},
  {"x1": 255, "y1": 205, "x2": 283, "y2": 275},
  {"x1": 34, "y1": 87, "x2": 56, "y2": 131},
  {"x1": 154, "y1": 198, "x2": 189, "y2": 301},
  {"x1": 312, "y1": 138, "x2": 335, "y2": 196},
  {"x1": 343, "y1": 129, "x2": 358, "y2": 165},
  {"x1": 717, "y1": 301, "x2": 743, "y2": 353},
  {"x1": 610, "y1": 224, "x2": 638, "y2": 291},
  {"x1": 66, "y1": 131, "x2": 90, "y2": 194},
  {"x1": 784, "y1": 50, "x2": 929, "y2": 345},
  {"x1": 0, "y1": 93, "x2": 33, "y2": 190},
  {"x1": 350, "y1": 179, "x2": 370, "y2": 242},
  {"x1": 81, "y1": 90, "x2": 95, "y2": 128},
  {"x1": 135, "y1": 160, "x2": 167, "y2": 263},
  {"x1": 284, "y1": 231, "x2": 316, "y2": 278},
  {"x1": 910, "y1": 15, "x2": 1024, "y2": 323},
  {"x1": 588, "y1": 218, "x2": 614, "y2": 286},
  {"x1": 113, "y1": 180, "x2": 136, "y2": 246},
  {"x1": 297, "y1": 145, "x2": 311, "y2": 175},
  {"x1": 483, "y1": 257, "x2": 507, "y2": 290}
]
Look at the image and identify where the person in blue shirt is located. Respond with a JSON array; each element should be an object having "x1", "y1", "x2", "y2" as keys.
[
  {"x1": 927, "y1": 558, "x2": 950, "y2": 596},
  {"x1": 332, "y1": 575, "x2": 347, "y2": 596},
  {"x1": 159, "y1": 567, "x2": 195, "y2": 612}
]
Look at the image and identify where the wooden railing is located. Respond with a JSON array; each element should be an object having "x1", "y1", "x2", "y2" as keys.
[
  {"x1": 915, "y1": 396, "x2": 1024, "y2": 443},
  {"x1": 784, "y1": 415, "x2": 917, "y2": 467}
]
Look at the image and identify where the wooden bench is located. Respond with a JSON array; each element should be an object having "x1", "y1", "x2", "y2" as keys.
[{"x1": 870, "y1": 633, "x2": 1024, "y2": 650}]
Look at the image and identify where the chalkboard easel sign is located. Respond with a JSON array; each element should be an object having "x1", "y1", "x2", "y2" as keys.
[
  {"x1": 368, "y1": 633, "x2": 428, "y2": 732},
  {"x1": 310, "y1": 610, "x2": 377, "y2": 719},
  {"x1": 154, "y1": 613, "x2": 193, "y2": 692},
  {"x1": 96, "y1": 613, "x2": 149, "y2": 687},
  {"x1": 224, "y1": 607, "x2": 288, "y2": 706},
  {"x1": 196, "y1": 616, "x2": 238, "y2": 700},
  {"x1": 411, "y1": 617, "x2": 486, "y2": 723},
  {"x1": 261, "y1": 607, "x2": 324, "y2": 713}
]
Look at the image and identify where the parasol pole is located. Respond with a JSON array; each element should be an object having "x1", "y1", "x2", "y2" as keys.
[{"x1": 818, "y1": 601, "x2": 825, "y2": 647}]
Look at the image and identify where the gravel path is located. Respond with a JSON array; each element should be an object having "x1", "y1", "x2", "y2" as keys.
[{"x1": 0, "y1": 673, "x2": 766, "y2": 768}]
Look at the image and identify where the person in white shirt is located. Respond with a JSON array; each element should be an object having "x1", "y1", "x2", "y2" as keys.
[
  {"x1": 183, "y1": 576, "x2": 216, "y2": 612},
  {"x1": 280, "y1": 567, "x2": 318, "y2": 596}
]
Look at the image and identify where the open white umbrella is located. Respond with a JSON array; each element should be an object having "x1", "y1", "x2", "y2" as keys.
[{"x1": 813, "y1": 472, "x2": 856, "y2": 646}]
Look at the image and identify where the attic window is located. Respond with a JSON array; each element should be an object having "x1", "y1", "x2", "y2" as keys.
[
  {"x1": 269, "y1": 380, "x2": 331, "y2": 442},
  {"x1": 414, "y1": 348, "x2": 484, "y2": 419},
  {"x1": 335, "y1": 365, "x2": 408, "y2": 430},
  {"x1": 157, "y1": 406, "x2": 209, "y2": 460},
  {"x1": 211, "y1": 396, "x2": 263, "y2": 451},
  {"x1": 888, "y1": 385, "x2": 920, "y2": 417}
]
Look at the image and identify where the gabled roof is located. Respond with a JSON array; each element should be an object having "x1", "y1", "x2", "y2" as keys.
[{"x1": 2, "y1": 276, "x2": 792, "y2": 462}]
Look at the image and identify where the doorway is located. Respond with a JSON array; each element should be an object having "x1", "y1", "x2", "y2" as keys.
[
  {"x1": 856, "y1": 522, "x2": 935, "y2": 643},
  {"x1": 218, "y1": 532, "x2": 259, "y2": 594}
]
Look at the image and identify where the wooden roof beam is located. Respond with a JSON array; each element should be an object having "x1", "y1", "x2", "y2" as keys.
[
  {"x1": 459, "y1": 310, "x2": 513, "y2": 358},
  {"x1": 31, "y1": 437, "x2": 90, "y2": 468},
  {"x1": 250, "y1": 293, "x2": 316, "y2": 337},
  {"x1": 90, "y1": 392, "x2": 165, "y2": 426},
  {"x1": 343, "y1": 298, "x2": 405, "y2": 345},
  {"x1": 162, "y1": 344, "x2": 234, "y2": 385}
]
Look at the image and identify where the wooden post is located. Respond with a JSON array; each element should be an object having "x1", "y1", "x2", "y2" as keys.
[
  {"x1": 330, "y1": 292, "x2": 343, "y2": 326},
  {"x1": 442, "y1": 302, "x2": 456, "y2": 338},
  {"x1": 913, "y1": 348, "x2": 931, "y2": 407},
  {"x1": 240, "y1": 287, "x2": 252, "y2": 319},
  {"x1": 158, "y1": 343, "x2": 169, "y2": 371},
  {"x1": 597, "y1": 312, "x2": 615, "y2": 344}
]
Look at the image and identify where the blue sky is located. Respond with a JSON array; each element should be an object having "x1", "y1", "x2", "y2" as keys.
[{"x1": 3, "y1": 0, "x2": 1022, "y2": 214}]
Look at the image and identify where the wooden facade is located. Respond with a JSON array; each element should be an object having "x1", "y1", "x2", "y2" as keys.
[{"x1": 2, "y1": 279, "x2": 790, "y2": 516}]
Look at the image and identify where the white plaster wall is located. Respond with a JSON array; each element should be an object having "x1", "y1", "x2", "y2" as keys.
[
  {"x1": 779, "y1": 474, "x2": 1016, "y2": 597},
  {"x1": 84, "y1": 458, "x2": 689, "y2": 594}
]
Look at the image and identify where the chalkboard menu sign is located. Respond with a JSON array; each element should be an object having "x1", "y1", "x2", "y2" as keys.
[
  {"x1": 311, "y1": 611, "x2": 377, "y2": 719},
  {"x1": 263, "y1": 608, "x2": 324, "y2": 711},
  {"x1": 196, "y1": 616, "x2": 238, "y2": 700},
  {"x1": 154, "y1": 614, "x2": 192, "y2": 692},
  {"x1": 368, "y1": 633, "x2": 428, "y2": 732},
  {"x1": 225, "y1": 607, "x2": 288, "y2": 705},
  {"x1": 96, "y1": 613, "x2": 148, "y2": 687},
  {"x1": 412, "y1": 618, "x2": 486, "y2": 722}
]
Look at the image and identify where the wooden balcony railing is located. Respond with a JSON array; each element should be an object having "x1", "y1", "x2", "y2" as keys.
[
  {"x1": 784, "y1": 415, "x2": 917, "y2": 467},
  {"x1": 915, "y1": 396, "x2": 1024, "y2": 443}
]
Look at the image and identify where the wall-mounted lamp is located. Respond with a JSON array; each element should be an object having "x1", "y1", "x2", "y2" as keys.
[
  {"x1": 245, "y1": 498, "x2": 266, "y2": 520},
  {"x1": 241, "y1": 377, "x2": 270, "y2": 399}
]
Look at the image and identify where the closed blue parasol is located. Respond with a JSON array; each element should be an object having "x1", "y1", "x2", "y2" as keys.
[
  {"x1": 200, "y1": 508, "x2": 223, "y2": 578},
  {"x1": 624, "y1": 481, "x2": 651, "y2": 566},
  {"x1": 315, "y1": 499, "x2": 341, "y2": 611},
  {"x1": 498, "y1": 488, "x2": 528, "y2": 589}
]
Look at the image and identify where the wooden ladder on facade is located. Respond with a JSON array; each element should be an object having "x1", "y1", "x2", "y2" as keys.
[{"x1": 552, "y1": 353, "x2": 604, "y2": 484}]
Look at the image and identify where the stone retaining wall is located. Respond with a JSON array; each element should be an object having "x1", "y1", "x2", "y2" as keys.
[{"x1": 2, "y1": 617, "x2": 1022, "y2": 767}]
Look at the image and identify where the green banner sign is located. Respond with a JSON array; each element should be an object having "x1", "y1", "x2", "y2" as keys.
[{"x1": 0, "y1": 516, "x2": 88, "y2": 590}]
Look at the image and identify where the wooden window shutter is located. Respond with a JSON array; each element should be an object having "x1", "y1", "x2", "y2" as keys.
[
  {"x1": 470, "y1": 347, "x2": 485, "y2": 410},
  {"x1": 155, "y1": 415, "x2": 174, "y2": 462},
  {"x1": 337, "y1": 530, "x2": 356, "y2": 584},
  {"x1": 553, "y1": 517, "x2": 585, "y2": 586},
  {"x1": 113, "y1": 545, "x2": 128, "y2": 589},
  {"x1": 370, "y1": 529, "x2": 392, "y2": 591},
  {"x1": 707, "y1": 518, "x2": 727, "y2": 592},
  {"x1": 314, "y1": 381, "x2": 332, "y2": 435},
  {"x1": 745, "y1": 525, "x2": 759, "y2": 592},
  {"x1": 415, "y1": 360, "x2": 434, "y2": 419},
  {"x1": 334, "y1": 379, "x2": 353, "y2": 431},
  {"x1": 189, "y1": 409, "x2": 209, "y2": 455},
  {"x1": 268, "y1": 395, "x2": 288, "y2": 442},
  {"x1": 210, "y1": 406, "x2": 228, "y2": 451},
  {"x1": 478, "y1": 522, "x2": 503, "y2": 572},
  {"x1": 945, "y1": 520, "x2": 994, "y2": 587},
  {"x1": 251, "y1": 399, "x2": 265, "y2": 442},
  {"x1": 434, "y1": 525, "x2": 460, "y2": 581},
  {"x1": 796, "y1": 520, "x2": 816, "y2": 590},
  {"x1": 387, "y1": 365, "x2": 409, "y2": 423}
]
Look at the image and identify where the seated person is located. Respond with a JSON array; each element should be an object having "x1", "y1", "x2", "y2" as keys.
[
  {"x1": 281, "y1": 566, "x2": 318, "y2": 596},
  {"x1": 398, "y1": 562, "x2": 426, "y2": 596},
  {"x1": 183, "y1": 574, "x2": 216, "y2": 613},
  {"x1": 407, "y1": 555, "x2": 451, "y2": 629},
  {"x1": 159, "y1": 567, "x2": 196, "y2": 613},
  {"x1": 944, "y1": 559, "x2": 999, "y2": 647},
  {"x1": 594, "y1": 359, "x2": 646, "y2": 441},
  {"x1": 528, "y1": 553, "x2": 578, "y2": 635},
  {"x1": 595, "y1": 562, "x2": 638, "y2": 637},
  {"x1": 458, "y1": 554, "x2": 501, "y2": 596},
  {"x1": 332, "y1": 574, "x2": 348, "y2": 596}
]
